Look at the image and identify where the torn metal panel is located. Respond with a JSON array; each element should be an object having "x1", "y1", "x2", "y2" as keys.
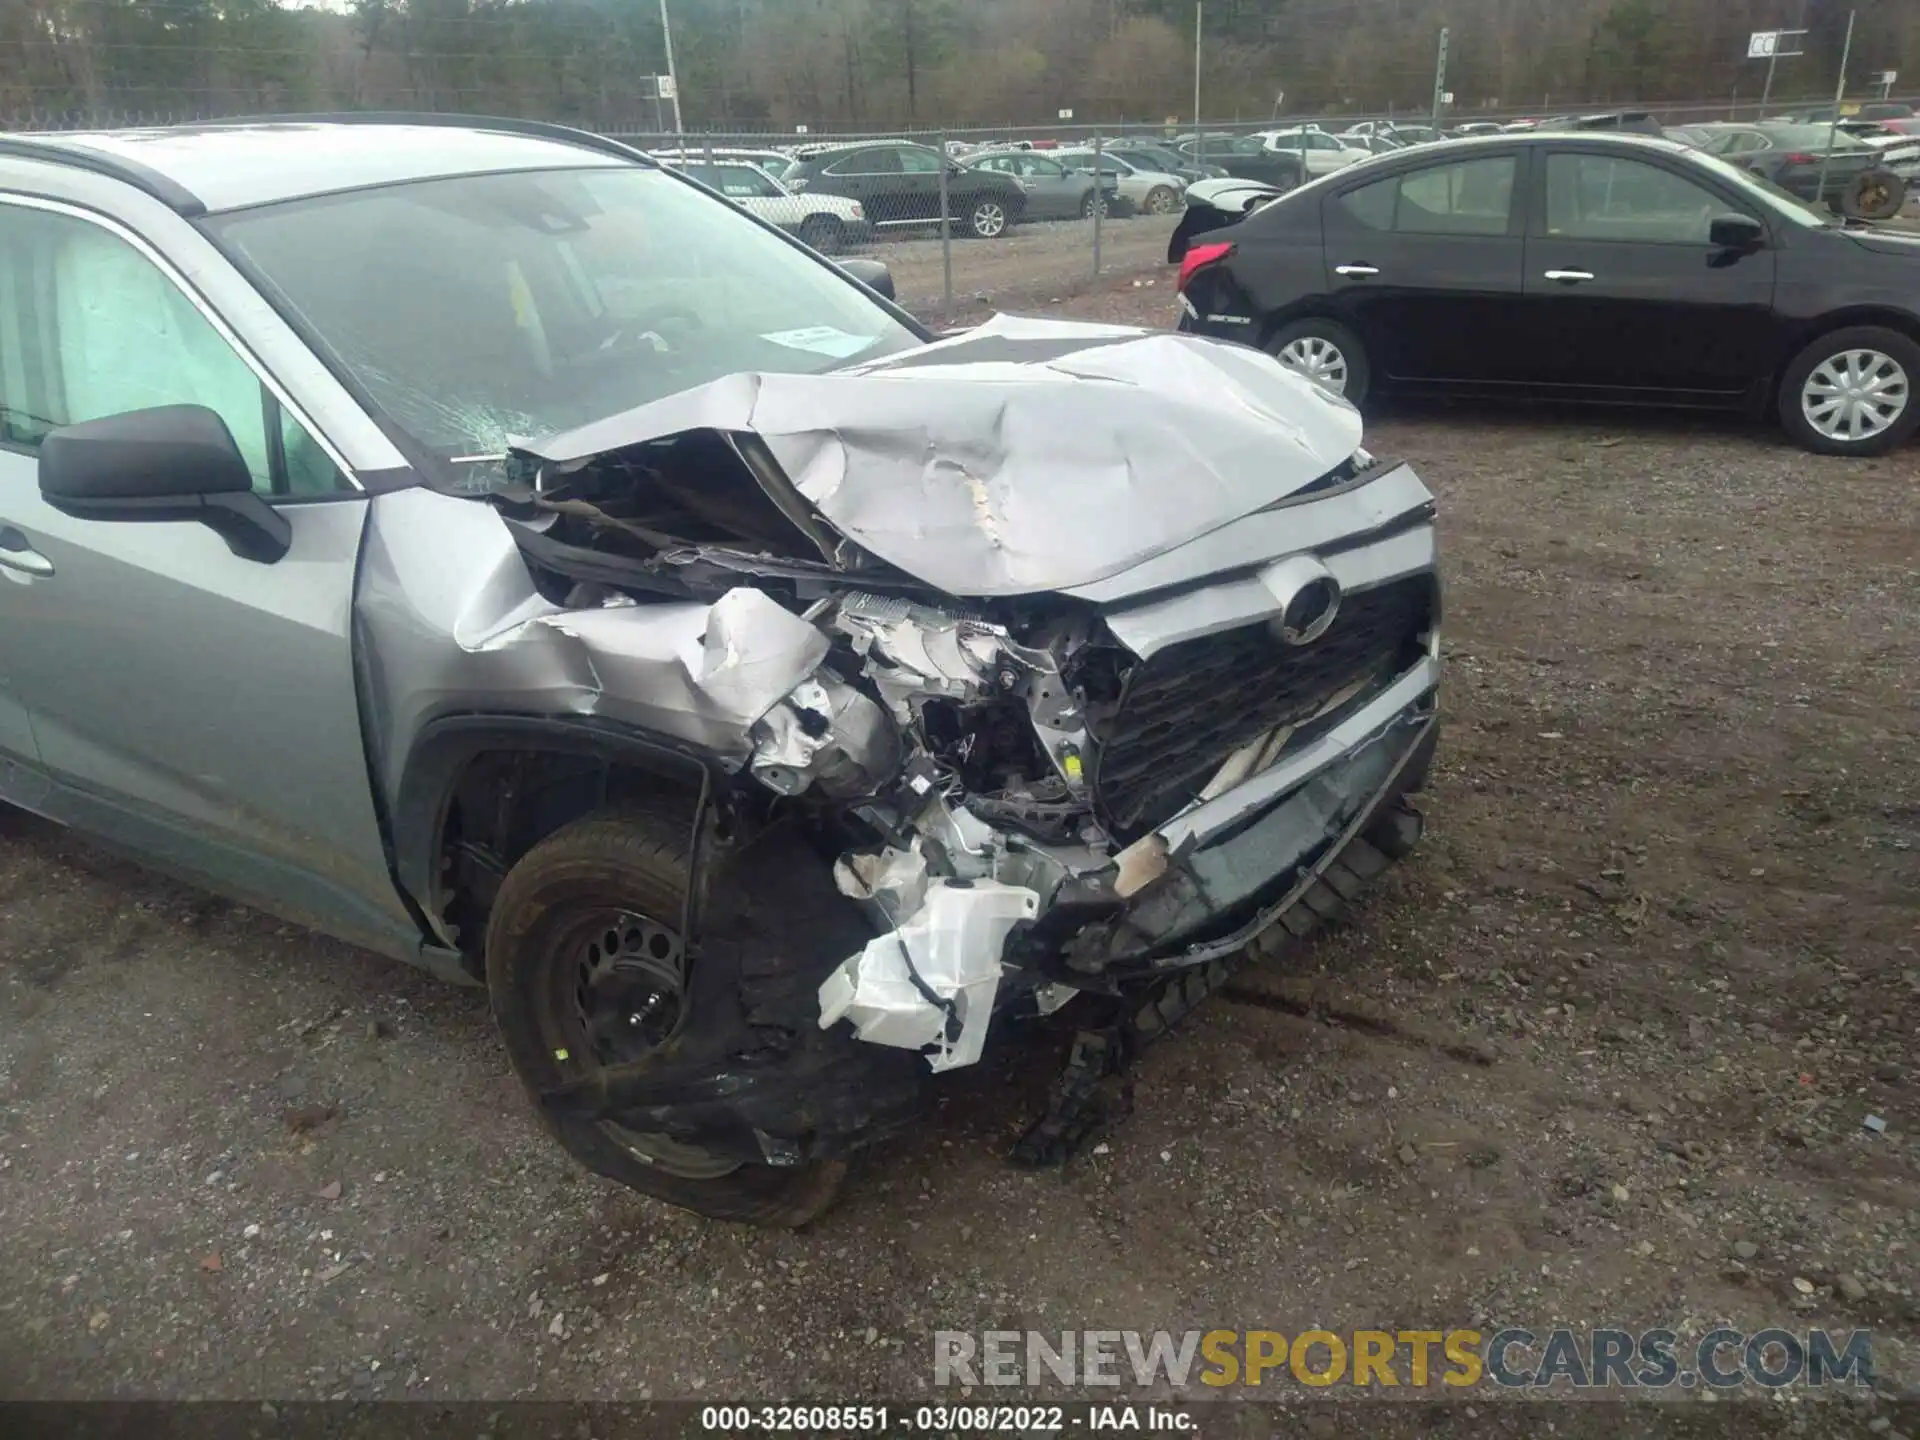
[
  {"x1": 688, "y1": 587, "x2": 830, "y2": 723},
  {"x1": 515, "y1": 313, "x2": 1364, "y2": 598},
  {"x1": 816, "y1": 879, "x2": 1040, "y2": 1072},
  {"x1": 357, "y1": 487, "x2": 842, "y2": 815}
]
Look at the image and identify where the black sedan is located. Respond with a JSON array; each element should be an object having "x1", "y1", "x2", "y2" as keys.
[{"x1": 1171, "y1": 134, "x2": 1920, "y2": 455}]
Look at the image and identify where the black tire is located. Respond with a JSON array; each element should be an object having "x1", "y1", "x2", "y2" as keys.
[
  {"x1": 796, "y1": 216, "x2": 845, "y2": 255},
  {"x1": 1079, "y1": 190, "x2": 1106, "y2": 220},
  {"x1": 1266, "y1": 316, "x2": 1372, "y2": 406},
  {"x1": 1840, "y1": 168, "x2": 1906, "y2": 222},
  {"x1": 485, "y1": 810, "x2": 847, "y2": 1227},
  {"x1": 1777, "y1": 325, "x2": 1920, "y2": 457},
  {"x1": 965, "y1": 195, "x2": 1010, "y2": 239},
  {"x1": 1144, "y1": 184, "x2": 1180, "y2": 215}
]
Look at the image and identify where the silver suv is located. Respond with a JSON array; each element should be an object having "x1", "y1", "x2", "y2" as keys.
[{"x1": 0, "y1": 117, "x2": 1441, "y2": 1225}]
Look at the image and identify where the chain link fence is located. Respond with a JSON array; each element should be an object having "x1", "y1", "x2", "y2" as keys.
[{"x1": 2, "y1": 93, "x2": 1910, "y2": 320}]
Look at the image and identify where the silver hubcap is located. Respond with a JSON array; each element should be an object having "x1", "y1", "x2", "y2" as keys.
[
  {"x1": 1148, "y1": 188, "x2": 1176, "y2": 213},
  {"x1": 1802, "y1": 348, "x2": 1909, "y2": 442},
  {"x1": 1278, "y1": 335, "x2": 1349, "y2": 395},
  {"x1": 973, "y1": 203, "x2": 1005, "y2": 235}
]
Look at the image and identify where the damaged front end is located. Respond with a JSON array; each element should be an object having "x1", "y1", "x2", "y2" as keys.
[{"x1": 377, "y1": 315, "x2": 1440, "y2": 1165}]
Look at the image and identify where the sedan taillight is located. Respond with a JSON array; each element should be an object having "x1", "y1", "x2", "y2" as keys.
[{"x1": 1177, "y1": 240, "x2": 1235, "y2": 292}]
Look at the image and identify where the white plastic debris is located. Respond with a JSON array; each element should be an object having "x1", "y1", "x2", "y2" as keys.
[
  {"x1": 818, "y1": 879, "x2": 1039, "y2": 1072},
  {"x1": 1864, "y1": 1114, "x2": 1889, "y2": 1134}
]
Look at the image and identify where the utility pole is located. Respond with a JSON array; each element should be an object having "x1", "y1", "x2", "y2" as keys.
[
  {"x1": 1430, "y1": 27, "x2": 1449, "y2": 132},
  {"x1": 1192, "y1": 2, "x2": 1203, "y2": 133},
  {"x1": 659, "y1": 0, "x2": 685, "y2": 134},
  {"x1": 1815, "y1": 9, "x2": 1855, "y2": 208}
]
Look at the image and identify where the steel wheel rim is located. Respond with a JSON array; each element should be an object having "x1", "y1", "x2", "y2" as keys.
[
  {"x1": 550, "y1": 906, "x2": 739, "y2": 1180},
  {"x1": 1277, "y1": 335, "x2": 1350, "y2": 395},
  {"x1": 1801, "y1": 348, "x2": 1910, "y2": 442},
  {"x1": 972, "y1": 201, "x2": 1006, "y2": 236}
]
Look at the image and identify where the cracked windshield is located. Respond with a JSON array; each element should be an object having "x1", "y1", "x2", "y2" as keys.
[{"x1": 208, "y1": 164, "x2": 919, "y2": 490}]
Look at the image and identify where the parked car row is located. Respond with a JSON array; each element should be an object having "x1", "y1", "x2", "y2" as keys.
[
  {"x1": 1170, "y1": 132, "x2": 1920, "y2": 456},
  {"x1": 650, "y1": 136, "x2": 1200, "y2": 249}
]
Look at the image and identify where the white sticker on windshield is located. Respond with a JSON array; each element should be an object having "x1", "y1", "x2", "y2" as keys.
[{"x1": 761, "y1": 326, "x2": 873, "y2": 358}]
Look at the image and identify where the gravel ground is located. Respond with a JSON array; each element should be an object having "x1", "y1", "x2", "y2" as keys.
[{"x1": 2, "y1": 264, "x2": 1918, "y2": 1433}]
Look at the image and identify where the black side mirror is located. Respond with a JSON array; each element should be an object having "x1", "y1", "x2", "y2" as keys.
[
  {"x1": 836, "y1": 257, "x2": 895, "y2": 301},
  {"x1": 39, "y1": 404, "x2": 291, "y2": 564},
  {"x1": 1708, "y1": 213, "x2": 1766, "y2": 250}
]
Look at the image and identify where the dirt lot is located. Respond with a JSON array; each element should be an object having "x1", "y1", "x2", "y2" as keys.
[
  {"x1": 2, "y1": 261, "x2": 1918, "y2": 1432},
  {"x1": 868, "y1": 212, "x2": 1172, "y2": 317}
]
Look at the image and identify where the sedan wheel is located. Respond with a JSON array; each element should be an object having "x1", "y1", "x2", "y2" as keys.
[
  {"x1": 1802, "y1": 350, "x2": 1909, "y2": 443},
  {"x1": 1145, "y1": 185, "x2": 1179, "y2": 215},
  {"x1": 1278, "y1": 334, "x2": 1350, "y2": 394},
  {"x1": 1268, "y1": 318, "x2": 1372, "y2": 406},
  {"x1": 1780, "y1": 326, "x2": 1920, "y2": 456},
  {"x1": 968, "y1": 199, "x2": 1008, "y2": 238}
]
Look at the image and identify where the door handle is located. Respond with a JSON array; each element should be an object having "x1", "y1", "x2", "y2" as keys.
[
  {"x1": 1335, "y1": 264, "x2": 1380, "y2": 277},
  {"x1": 1544, "y1": 269, "x2": 1595, "y2": 284},
  {"x1": 0, "y1": 526, "x2": 53, "y2": 578}
]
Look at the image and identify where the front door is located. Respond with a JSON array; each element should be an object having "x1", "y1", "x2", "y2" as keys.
[
  {"x1": 1322, "y1": 150, "x2": 1530, "y2": 385},
  {"x1": 0, "y1": 196, "x2": 419, "y2": 954},
  {"x1": 1520, "y1": 147, "x2": 1777, "y2": 397}
]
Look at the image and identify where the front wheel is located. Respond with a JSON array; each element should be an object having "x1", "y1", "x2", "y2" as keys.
[
  {"x1": 1778, "y1": 326, "x2": 1919, "y2": 456},
  {"x1": 485, "y1": 810, "x2": 847, "y2": 1227},
  {"x1": 1267, "y1": 317, "x2": 1371, "y2": 405},
  {"x1": 965, "y1": 197, "x2": 1010, "y2": 238}
]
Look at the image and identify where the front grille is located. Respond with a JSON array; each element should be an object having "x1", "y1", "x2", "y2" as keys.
[{"x1": 1092, "y1": 575, "x2": 1432, "y2": 835}]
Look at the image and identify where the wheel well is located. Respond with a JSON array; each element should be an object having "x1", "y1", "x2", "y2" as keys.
[
  {"x1": 1257, "y1": 305, "x2": 1351, "y2": 353},
  {"x1": 1795, "y1": 308, "x2": 1920, "y2": 351},
  {"x1": 398, "y1": 726, "x2": 718, "y2": 972}
]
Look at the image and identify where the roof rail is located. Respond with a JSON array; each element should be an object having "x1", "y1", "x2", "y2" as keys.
[
  {"x1": 0, "y1": 135, "x2": 207, "y2": 216},
  {"x1": 0, "y1": 113, "x2": 655, "y2": 219},
  {"x1": 204, "y1": 112, "x2": 658, "y2": 167}
]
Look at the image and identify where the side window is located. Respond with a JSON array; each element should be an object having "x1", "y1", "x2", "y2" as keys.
[
  {"x1": 1396, "y1": 157, "x2": 1516, "y2": 234},
  {"x1": 831, "y1": 149, "x2": 900, "y2": 175},
  {"x1": 976, "y1": 156, "x2": 1010, "y2": 174},
  {"x1": 1545, "y1": 153, "x2": 1723, "y2": 244},
  {"x1": 0, "y1": 204, "x2": 346, "y2": 495},
  {"x1": 1337, "y1": 175, "x2": 1399, "y2": 230},
  {"x1": 897, "y1": 148, "x2": 943, "y2": 174},
  {"x1": 1335, "y1": 157, "x2": 1515, "y2": 236}
]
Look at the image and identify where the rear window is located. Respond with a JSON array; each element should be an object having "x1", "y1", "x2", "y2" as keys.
[{"x1": 1333, "y1": 156, "x2": 1517, "y2": 236}]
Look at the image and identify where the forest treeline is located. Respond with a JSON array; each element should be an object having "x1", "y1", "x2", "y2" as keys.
[{"x1": 2, "y1": 0, "x2": 1915, "y2": 130}]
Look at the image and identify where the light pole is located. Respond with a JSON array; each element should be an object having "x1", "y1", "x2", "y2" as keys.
[
  {"x1": 659, "y1": 0, "x2": 685, "y2": 134},
  {"x1": 1193, "y1": 1, "x2": 1203, "y2": 133}
]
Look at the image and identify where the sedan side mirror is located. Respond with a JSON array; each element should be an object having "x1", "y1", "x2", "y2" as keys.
[
  {"x1": 835, "y1": 256, "x2": 895, "y2": 301},
  {"x1": 1708, "y1": 213, "x2": 1766, "y2": 251},
  {"x1": 39, "y1": 404, "x2": 291, "y2": 564}
]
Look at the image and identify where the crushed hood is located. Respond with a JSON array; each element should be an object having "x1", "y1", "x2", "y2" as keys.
[{"x1": 516, "y1": 314, "x2": 1363, "y2": 598}]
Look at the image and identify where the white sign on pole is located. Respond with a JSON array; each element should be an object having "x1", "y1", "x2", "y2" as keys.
[
  {"x1": 1883, "y1": 71, "x2": 1900, "y2": 86},
  {"x1": 1058, "y1": 108, "x2": 1074, "y2": 119},
  {"x1": 1440, "y1": 91, "x2": 1454, "y2": 104},
  {"x1": 794, "y1": 124, "x2": 809, "y2": 134},
  {"x1": 1748, "y1": 31, "x2": 1779, "y2": 59},
  {"x1": 657, "y1": 74, "x2": 677, "y2": 99}
]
